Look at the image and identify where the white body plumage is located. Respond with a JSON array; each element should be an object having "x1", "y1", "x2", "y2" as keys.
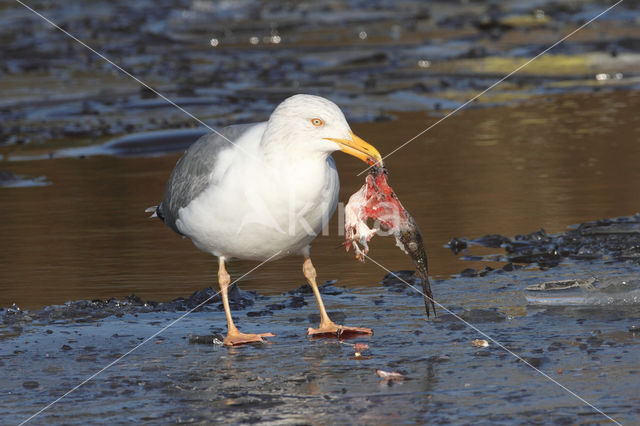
[{"x1": 176, "y1": 123, "x2": 340, "y2": 260}]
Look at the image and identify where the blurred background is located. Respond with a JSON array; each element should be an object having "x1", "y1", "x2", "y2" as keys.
[{"x1": 1, "y1": 0, "x2": 639, "y2": 308}]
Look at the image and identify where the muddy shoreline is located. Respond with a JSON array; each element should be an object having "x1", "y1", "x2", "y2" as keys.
[
  {"x1": 450, "y1": 213, "x2": 640, "y2": 275},
  {"x1": 3, "y1": 215, "x2": 640, "y2": 423},
  {"x1": 7, "y1": 212, "x2": 640, "y2": 322}
]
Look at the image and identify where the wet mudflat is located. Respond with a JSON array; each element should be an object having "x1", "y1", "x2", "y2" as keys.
[
  {"x1": 3, "y1": 0, "x2": 640, "y2": 423},
  {"x1": 3, "y1": 257, "x2": 640, "y2": 424},
  {"x1": 4, "y1": 218, "x2": 640, "y2": 423}
]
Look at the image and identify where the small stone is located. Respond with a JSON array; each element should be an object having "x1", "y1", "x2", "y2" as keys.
[
  {"x1": 460, "y1": 268, "x2": 477, "y2": 277},
  {"x1": 188, "y1": 335, "x2": 215, "y2": 345},
  {"x1": 516, "y1": 356, "x2": 547, "y2": 368},
  {"x1": 471, "y1": 339, "x2": 489, "y2": 348},
  {"x1": 23, "y1": 381, "x2": 39, "y2": 389},
  {"x1": 448, "y1": 237, "x2": 468, "y2": 254}
]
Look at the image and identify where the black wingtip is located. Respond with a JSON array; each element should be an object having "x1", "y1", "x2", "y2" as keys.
[{"x1": 156, "y1": 204, "x2": 165, "y2": 222}]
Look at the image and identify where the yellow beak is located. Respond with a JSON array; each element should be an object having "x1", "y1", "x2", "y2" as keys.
[{"x1": 325, "y1": 132, "x2": 383, "y2": 166}]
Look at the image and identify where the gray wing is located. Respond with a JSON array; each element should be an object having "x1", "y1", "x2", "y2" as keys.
[{"x1": 157, "y1": 123, "x2": 258, "y2": 234}]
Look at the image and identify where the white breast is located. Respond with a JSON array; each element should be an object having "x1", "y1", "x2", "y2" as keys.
[{"x1": 176, "y1": 153, "x2": 339, "y2": 261}]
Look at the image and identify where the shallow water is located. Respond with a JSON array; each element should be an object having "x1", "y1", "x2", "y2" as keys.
[{"x1": 2, "y1": 89, "x2": 640, "y2": 309}]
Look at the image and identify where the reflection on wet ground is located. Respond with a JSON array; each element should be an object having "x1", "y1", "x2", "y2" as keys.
[
  {"x1": 2, "y1": 89, "x2": 640, "y2": 308},
  {"x1": 2, "y1": 0, "x2": 640, "y2": 423}
]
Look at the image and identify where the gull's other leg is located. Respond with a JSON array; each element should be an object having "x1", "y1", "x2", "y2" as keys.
[{"x1": 218, "y1": 257, "x2": 274, "y2": 346}]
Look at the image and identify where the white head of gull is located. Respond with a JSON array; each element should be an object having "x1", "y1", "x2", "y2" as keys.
[{"x1": 149, "y1": 94, "x2": 382, "y2": 346}]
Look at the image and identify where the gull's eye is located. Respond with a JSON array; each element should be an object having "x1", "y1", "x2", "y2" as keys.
[{"x1": 311, "y1": 118, "x2": 324, "y2": 127}]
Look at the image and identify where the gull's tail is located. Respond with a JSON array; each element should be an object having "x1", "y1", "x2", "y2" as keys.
[
  {"x1": 145, "y1": 205, "x2": 158, "y2": 218},
  {"x1": 145, "y1": 204, "x2": 166, "y2": 222}
]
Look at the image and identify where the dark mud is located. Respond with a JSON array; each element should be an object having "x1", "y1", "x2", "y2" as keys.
[
  {"x1": 450, "y1": 214, "x2": 640, "y2": 274},
  {"x1": 3, "y1": 261, "x2": 640, "y2": 424},
  {"x1": 1, "y1": 281, "x2": 345, "y2": 329},
  {"x1": 2, "y1": 285, "x2": 257, "y2": 328}
]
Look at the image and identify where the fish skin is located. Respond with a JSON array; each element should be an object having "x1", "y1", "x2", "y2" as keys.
[
  {"x1": 345, "y1": 165, "x2": 436, "y2": 317},
  {"x1": 395, "y1": 216, "x2": 437, "y2": 317}
]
